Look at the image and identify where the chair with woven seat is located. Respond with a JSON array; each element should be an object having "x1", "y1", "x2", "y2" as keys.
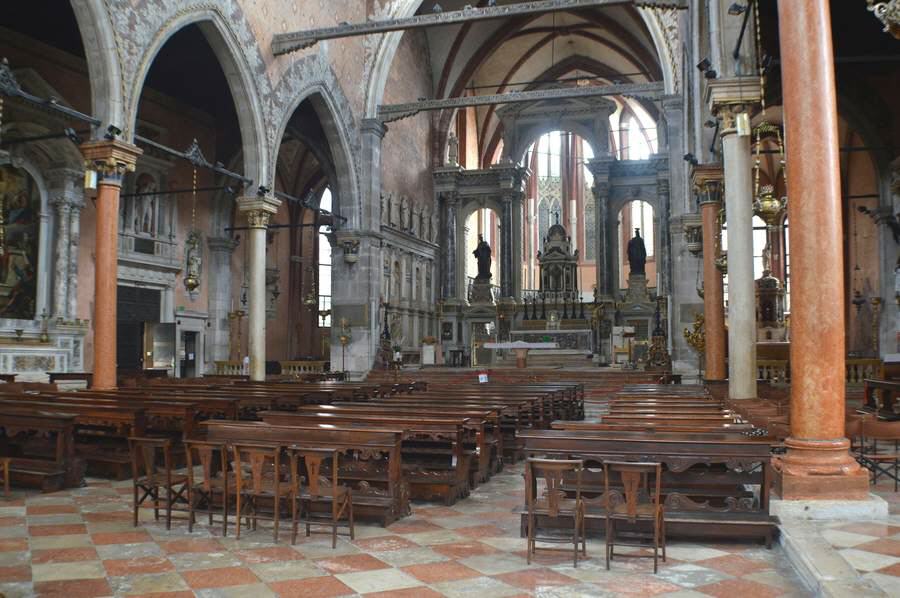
[
  {"x1": 185, "y1": 439, "x2": 233, "y2": 536},
  {"x1": 129, "y1": 437, "x2": 190, "y2": 530},
  {"x1": 860, "y1": 418, "x2": 900, "y2": 491},
  {"x1": 524, "y1": 458, "x2": 586, "y2": 567},
  {"x1": 233, "y1": 443, "x2": 292, "y2": 541},
  {"x1": 289, "y1": 447, "x2": 354, "y2": 548},
  {"x1": 603, "y1": 460, "x2": 665, "y2": 573}
]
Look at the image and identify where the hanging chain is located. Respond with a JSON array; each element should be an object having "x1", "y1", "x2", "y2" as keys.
[
  {"x1": 754, "y1": 0, "x2": 766, "y2": 117},
  {"x1": 191, "y1": 164, "x2": 197, "y2": 231},
  {"x1": 0, "y1": 95, "x2": 6, "y2": 252}
]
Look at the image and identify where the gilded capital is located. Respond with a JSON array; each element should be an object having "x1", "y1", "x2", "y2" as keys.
[{"x1": 80, "y1": 140, "x2": 142, "y2": 186}]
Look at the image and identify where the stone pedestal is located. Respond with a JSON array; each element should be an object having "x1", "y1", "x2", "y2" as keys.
[
  {"x1": 470, "y1": 278, "x2": 494, "y2": 304},
  {"x1": 624, "y1": 273, "x2": 651, "y2": 304}
]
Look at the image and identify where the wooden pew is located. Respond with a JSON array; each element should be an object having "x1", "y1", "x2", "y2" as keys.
[
  {"x1": 29, "y1": 392, "x2": 198, "y2": 440},
  {"x1": 260, "y1": 411, "x2": 473, "y2": 504},
  {"x1": 0, "y1": 406, "x2": 81, "y2": 491},
  {"x1": 861, "y1": 379, "x2": 900, "y2": 421},
  {"x1": 520, "y1": 429, "x2": 776, "y2": 545},
  {"x1": 553, "y1": 420, "x2": 756, "y2": 434},
  {"x1": 295, "y1": 403, "x2": 501, "y2": 479},
  {"x1": 0, "y1": 396, "x2": 145, "y2": 479},
  {"x1": 203, "y1": 420, "x2": 408, "y2": 525}
]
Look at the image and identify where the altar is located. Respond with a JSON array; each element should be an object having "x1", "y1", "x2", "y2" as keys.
[
  {"x1": 509, "y1": 329, "x2": 593, "y2": 353},
  {"x1": 483, "y1": 340, "x2": 559, "y2": 368}
]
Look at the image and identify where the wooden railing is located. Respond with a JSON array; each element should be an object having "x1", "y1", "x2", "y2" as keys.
[
  {"x1": 280, "y1": 361, "x2": 326, "y2": 376},
  {"x1": 756, "y1": 358, "x2": 882, "y2": 385}
]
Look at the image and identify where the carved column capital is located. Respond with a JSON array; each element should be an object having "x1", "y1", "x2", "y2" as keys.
[
  {"x1": 80, "y1": 139, "x2": 142, "y2": 186},
  {"x1": 691, "y1": 164, "x2": 725, "y2": 206},
  {"x1": 237, "y1": 195, "x2": 281, "y2": 229},
  {"x1": 705, "y1": 77, "x2": 762, "y2": 136}
]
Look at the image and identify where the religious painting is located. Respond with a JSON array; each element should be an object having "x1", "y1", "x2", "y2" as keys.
[{"x1": 0, "y1": 165, "x2": 41, "y2": 320}]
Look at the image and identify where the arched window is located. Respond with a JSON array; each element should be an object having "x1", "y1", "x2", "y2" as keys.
[
  {"x1": 318, "y1": 188, "x2": 333, "y2": 327},
  {"x1": 538, "y1": 198, "x2": 550, "y2": 244},
  {"x1": 618, "y1": 200, "x2": 656, "y2": 289},
  {"x1": 631, "y1": 201, "x2": 654, "y2": 257},
  {"x1": 752, "y1": 215, "x2": 768, "y2": 279}
]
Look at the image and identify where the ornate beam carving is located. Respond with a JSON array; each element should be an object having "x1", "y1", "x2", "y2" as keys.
[
  {"x1": 378, "y1": 82, "x2": 663, "y2": 123},
  {"x1": 272, "y1": 0, "x2": 687, "y2": 55}
]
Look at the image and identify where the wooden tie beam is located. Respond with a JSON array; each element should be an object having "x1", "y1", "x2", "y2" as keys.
[
  {"x1": 378, "y1": 82, "x2": 663, "y2": 123},
  {"x1": 272, "y1": 0, "x2": 687, "y2": 55}
]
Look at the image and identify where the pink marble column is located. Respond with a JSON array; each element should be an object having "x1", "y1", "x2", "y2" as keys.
[
  {"x1": 80, "y1": 140, "x2": 142, "y2": 389},
  {"x1": 774, "y1": 0, "x2": 868, "y2": 499}
]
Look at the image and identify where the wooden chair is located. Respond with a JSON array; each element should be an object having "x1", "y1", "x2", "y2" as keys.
[
  {"x1": 603, "y1": 460, "x2": 666, "y2": 573},
  {"x1": 524, "y1": 458, "x2": 586, "y2": 567},
  {"x1": 128, "y1": 437, "x2": 189, "y2": 530},
  {"x1": 860, "y1": 419, "x2": 900, "y2": 491},
  {"x1": 185, "y1": 440, "x2": 232, "y2": 536},
  {"x1": 1, "y1": 457, "x2": 9, "y2": 497},
  {"x1": 289, "y1": 447, "x2": 354, "y2": 548},
  {"x1": 233, "y1": 443, "x2": 291, "y2": 541}
]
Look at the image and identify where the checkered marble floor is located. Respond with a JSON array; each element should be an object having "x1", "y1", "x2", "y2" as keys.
[
  {"x1": 0, "y1": 464, "x2": 812, "y2": 598},
  {"x1": 818, "y1": 481, "x2": 900, "y2": 595}
]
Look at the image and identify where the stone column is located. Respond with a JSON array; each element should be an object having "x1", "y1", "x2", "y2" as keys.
[
  {"x1": 47, "y1": 169, "x2": 82, "y2": 319},
  {"x1": 50, "y1": 200, "x2": 71, "y2": 318},
  {"x1": 80, "y1": 140, "x2": 142, "y2": 389},
  {"x1": 207, "y1": 237, "x2": 237, "y2": 367},
  {"x1": 67, "y1": 202, "x2": 83, "y2": 319},
  {"x1": 693, "y1": 165, "x2": 727, "y2": 380},
  {"x1": 587, "y1": 157, "x2": 614, "y2": 298},
  {"x1": 500, "y1": 194, "x2": 513, "y2": 298},
  {"x1": 656, "y1": 175, "x2": 672, "y2": 295},
  {"x1": 441, "y1": 192, "x2": 459, "y2": 301},
  {"x1": 774, "y1": 0, "x2": 868, "y2": 500},
  {"x1": 238, "y1": 195, "x2": 281, "y2": 381},
  {"x1": 707, "y1": 79, "x2": 760, "y2": 400}
]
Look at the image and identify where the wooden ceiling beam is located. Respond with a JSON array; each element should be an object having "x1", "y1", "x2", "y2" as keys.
[{"x1": 272, "y1": 0, "x2": 686, "y2": 55}]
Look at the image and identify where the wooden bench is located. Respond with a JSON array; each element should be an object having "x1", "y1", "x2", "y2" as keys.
[
  {"x1": 261, "y1": 411, "x2": 473, "y2": 504},
  {"x1": 0, "y1": 406, "x2": 81, "y2": 491},
  {"x1": 296, "y1": 403, "x2": 502, "y2": 479},
  {"x1": 520, "y1": 429, "x2": 777, "y2": 545},
  {"x1": 0, "y1": 396, "x2": 146, "y2": 479},
  {"x1": 203, "y1": 420, "x2": 408, "y2": 525},
  {"x1": 861, "y1": 379, "x2": 900, "y2": 421}
]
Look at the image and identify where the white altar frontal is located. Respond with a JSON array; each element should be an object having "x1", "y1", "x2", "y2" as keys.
[
  {"x1": 509, "y1": 329, "x2": 593, "y2": 353},
  {"x1": 484, "y1": 340, "x2": 559, "y2": 368}
]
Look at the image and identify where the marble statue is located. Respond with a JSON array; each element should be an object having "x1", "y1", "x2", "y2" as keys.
[
  {"x1": 627, "y1": 228, "x2": 647, "y2": 276},
  {"x1": 473, "y1": 234, "x2": 492, "y2": 280},
  {"x1": 447, "y1": 133, "x2": 459, "y2": 166}
]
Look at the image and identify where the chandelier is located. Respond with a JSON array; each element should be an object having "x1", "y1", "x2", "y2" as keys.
[{"x1": 867, "y1": 1, "x2": 900, "y2": 39}]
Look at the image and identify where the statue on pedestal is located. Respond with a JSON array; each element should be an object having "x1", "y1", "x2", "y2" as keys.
[
  {"x1": 473, "y1": 234, "x2": 492, "y2": 280},
  {"x1": 627, "y1": 228, "x2": 647, "y2": 276}
]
